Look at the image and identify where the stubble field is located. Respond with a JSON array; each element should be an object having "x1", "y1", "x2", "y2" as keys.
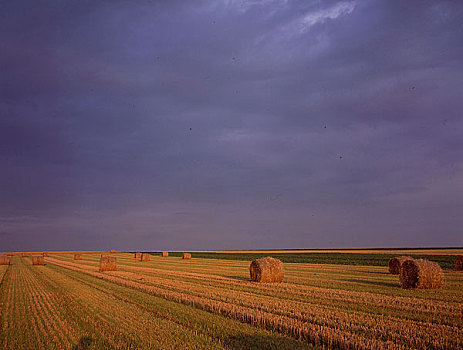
[{"x1": 0, "y1": 250, "x2": 462, "y2": 349}]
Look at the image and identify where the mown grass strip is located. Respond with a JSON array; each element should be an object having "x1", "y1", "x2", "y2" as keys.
[
  {"x1": 47, "y1": 262, "x2": 313, "y2": 350},
  {"x1": 47, "y1": 257, "x2": 415, "y2": 349}
]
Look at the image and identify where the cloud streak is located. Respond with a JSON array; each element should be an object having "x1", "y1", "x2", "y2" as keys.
[{"x1": 300, "y1": 1, "x2": 356, "y2": 32}]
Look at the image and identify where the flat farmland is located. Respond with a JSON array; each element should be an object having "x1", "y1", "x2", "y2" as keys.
[
  {"x1": 160, "y1": 250, "x2": 461, "y2": 269},
  {"x1": 0, "y1": 252, "x2": 462, "y2": 349}
]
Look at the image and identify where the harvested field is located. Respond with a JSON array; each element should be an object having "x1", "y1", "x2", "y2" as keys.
[
  {"x1": 1, "y1": 251, "x2": 462, "y2": 349},
  {"x1": 0, "y1": 256, "x2": 308, "y2": 350}
]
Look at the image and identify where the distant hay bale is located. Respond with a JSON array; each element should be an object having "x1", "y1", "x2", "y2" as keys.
[
  {"x1": 43, "y1": 252, "x2": 49, "y2": 257},
  {"x1": 140, "y1": 253, "x2": 151, "y2": 262},
  {"x1": 32, "y1": 255, "x2": 44, "y2": 265},
  {"x1": 110, "y1": 249, "x2": 116, "y2": 253},
  {"x1": 21, "y1": 253, "x2": 28, "y2": 257},
  {"x1": 134, "y1": 252, "x2": 142, "y2": 259},
  {"x1": 74, "y1": 253, "x2": 82, "y2": 260},
  {"x1": 0, "y1": 256, "x2": 11, "y2": 265},
  {"x1": 400, "y1": 259, "x2": 444, "y2": 289},
  {"x1": 388, "y1": 256, "x2": 413, "y2": 274},
  {"x1": 7, "y1": 252, "x2": 13, "y2": 256},
  {"x1": 455, "y1": 255, "x2": 463, "y2": 271},
  {"x1": 182, "y1": 253, "x2": 191, "y2": 260},
  {"x1": 249, "y1": 257, "x2": 284, "y2": 283},
  {"x1": 99, "y1": 255, "x2": 117, "y2": 272},
  {"x1": 161, "y1": 251, "x2": 168, "y2": 257}
]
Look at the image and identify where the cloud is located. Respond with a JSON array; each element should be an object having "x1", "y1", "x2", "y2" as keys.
[{"x1": 300, "y1": 1, "x2": 356, "y2": 32}]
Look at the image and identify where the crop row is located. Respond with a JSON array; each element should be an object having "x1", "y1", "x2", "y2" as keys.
[
  {"x1": 1, "y1": 256, "x2": 312, "y2": 349},
  {"x1": 52, "y1": 254, "x2": 463, "y2": 325},
  {"x1": 47, "y1": 257, "x2": 463, "y2": 349}
]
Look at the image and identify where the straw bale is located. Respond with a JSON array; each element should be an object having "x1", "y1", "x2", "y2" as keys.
[
  {"x1": 249, "y1": 257, "x2": 284, "y2": 283},
  {"x1": 32, "y1": 255, "x2": 44, "y2": 265},
  {"x1": 388, "y1": 256, "x2": 413, "y2": 274},
  {"x1": 99, "y1": 255, "x2": 117, "y2": 272},
  {"x1": 140, "y1": 253, "x2": 151, "y2": 262},
  {"x1": 0, "y1": 255, "x2": 11, "y2": 265},
  {"x1": 455, "y1": 255, "x2": 463, "y2": 271},
  {"x1": 400, "y1": 259, "x2": 444, "y2": 289}
]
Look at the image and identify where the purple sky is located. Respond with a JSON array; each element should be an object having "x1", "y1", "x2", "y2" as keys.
[{"x1": 1, "y1": 0, "x2": 462, "y2": 251}]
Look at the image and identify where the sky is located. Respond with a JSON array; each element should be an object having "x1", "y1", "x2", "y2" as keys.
[{"x1": 1, "y1": 0, "x2": 462, "y2": 251}]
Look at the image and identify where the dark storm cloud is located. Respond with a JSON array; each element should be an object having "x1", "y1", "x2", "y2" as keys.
[{"x1": 1, "y1": 0, "x2": 462, "y2": 251}]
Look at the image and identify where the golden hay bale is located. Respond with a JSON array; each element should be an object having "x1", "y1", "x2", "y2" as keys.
[
  {"x1": 388, "y1": 256, "x2": 413, "y2": 274},
  {"x1": 0, "y1": 255, "x2": 11, "y2": 265},
  {"x1": 32, "y1": 255, "x2": 45, "y2": 265},
  {"x1": 161, "y1": 251, "x2": 168, "y2": 257},
  {"x1": 182, "y1": 253, "x2": 191, "y2": 260},
  {"x1": 134, "y1": 252, "x2": 142, "y2": 259},
  {"x1": 110, "y1": 249, "x2": 116, "y2": 253},
  {"x1": 455, "y1": 255, "x2": 463, "y2": 271},
  {"x1": 74, "y1": 253, "x2": 82, "y2": 260},
  {"x1": 43, "y1": 252, "x2": 49, "y2": 257},
  {"x1": 99, "y1": 255, "x2": 117, "y2": 272},
  {"x1": 140, "y1": 253, "x2": 151, "y2": 262},
  {"x1": 7, "y1": 252, "x2": 13, "y2": 256},
  {"x1": 21, "y1": 253, "x2": 28, "y2": 257},
  {"x1": 249, "y1": 257, "x2": 284, "y2": 283},
  {"x1": 400, "y1": 259, "x2": 444, "y2": 289}
]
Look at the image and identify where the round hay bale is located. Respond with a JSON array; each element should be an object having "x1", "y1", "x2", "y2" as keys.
[
  {"x1": 99, "y1": 255, "x2": 117, "y2": 272},
  {"x1": 400, "y1": 259, "x2": 444, "y2": 289},
  {"x1": 161, "y1": 251, "x2": 168, "y2": 257},
  {"x1": 110, "y1": 249, "x2": 116, "y2": 253},
  {"x1": 182, "y1": 253, "x2": 191, "y2": 260},
  {"x1": 21, "y1": 253, "x2": 28, "y2": 257},
  {"x1": 43, "y1": 252, "x2": 49, "y2": 257},
  {"x1": 249, "y1": 257, "x2": 284, "y2": 283},
  {"x1": 140, "y1": 253, "x2": 151, "y2": 262},
  {"x1": 134, "y1": 252, "x2": 142, "y2": 259},
  {"x1": 388, "y1": 256, "x2": 413, "y2": 274},
  {"x1": 74, "y1": 253, "x2": 82, "y2": 260},
  {"x1": 455, "y1": 255, "x2": 463, "y2": 271},
  {"x1": 0, "y1": 255, "x2": 11, "y2": 265},
  {"x1": 32, "y1": 255, "x2": 45, "y2": 266}
]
